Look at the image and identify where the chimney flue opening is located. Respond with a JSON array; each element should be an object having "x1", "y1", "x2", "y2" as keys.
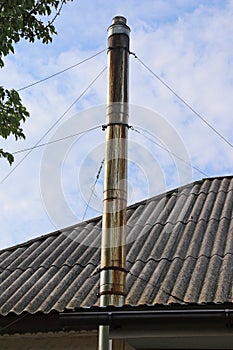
[{"x1": 112, "y1": 16, "x2": 127, "y2": 25}]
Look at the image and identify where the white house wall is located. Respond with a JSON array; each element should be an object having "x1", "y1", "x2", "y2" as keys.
[{"x1": 0, "y1": 332, "x2": 135, "y2": 350}]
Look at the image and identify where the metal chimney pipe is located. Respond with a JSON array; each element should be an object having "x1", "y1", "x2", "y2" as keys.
[{"x1": 99, "y1": 16, "x2": 130, "y2": 350}]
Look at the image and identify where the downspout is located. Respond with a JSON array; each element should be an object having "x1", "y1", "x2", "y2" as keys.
[{"x1": 99, "y1": 16, "x2": 130, "y2": 350}]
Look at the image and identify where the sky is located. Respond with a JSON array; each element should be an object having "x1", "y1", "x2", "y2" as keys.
[{"x1": 1, "y1": 0, "x2": 233, "y2": 249}]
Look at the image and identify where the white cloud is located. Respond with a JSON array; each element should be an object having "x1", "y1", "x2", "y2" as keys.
[{"x1": 1, "y1": 0, "x2": 233, "y2": 249}]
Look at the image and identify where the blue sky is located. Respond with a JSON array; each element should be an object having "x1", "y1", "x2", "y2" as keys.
[{"x1": 1, "y1": 0, "x2": 233, "y2": 249}]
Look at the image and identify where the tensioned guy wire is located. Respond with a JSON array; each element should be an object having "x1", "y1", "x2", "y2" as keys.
[
  {"x1": 17, "y1": 48, "x2": 106, "y2": 92},
  {"x1": 82, "y1": 159, "x2": 105, "y2": 221},
  {"x1": 132, "y1": 53, "x2": 233, "y2": 150},
  {"x1": 12, "y1": 125, "x2": 102, "y2": 155},
  {"x1": 132, "y1": 126, "x2": 209, "y2": 177},
  {"x1": 1, "y1": 66, "x2": 107, "y2": 184},
  {"x1": 5, "y1": 122, "x2": 207, "y2": 179}
]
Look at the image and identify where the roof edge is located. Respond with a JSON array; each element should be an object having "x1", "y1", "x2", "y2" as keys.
[{"x1": 1, "y1": 174, "x2": 232, "y2": 254}]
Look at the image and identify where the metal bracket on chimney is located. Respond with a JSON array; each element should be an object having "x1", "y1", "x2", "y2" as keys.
[{"x1": 102, "y1": 123, "x2": 132, "y2": 131}]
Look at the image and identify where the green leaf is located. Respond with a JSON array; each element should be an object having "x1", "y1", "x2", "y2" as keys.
[
  {"x1": 0, "y1": 0, "x2": 74, "y2": 164},
  {"x1": 0, "y1": 149, "x2": 14, "y2": 165}
]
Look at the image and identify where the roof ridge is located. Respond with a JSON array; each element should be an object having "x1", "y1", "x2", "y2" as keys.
[
  {"x1": 0, "y1": 218, "x2": 101, "y2": 254},
  {"x1": 126, "y1": 175, "x2": 233, "y2": 209},
  {"x1": 1, "y1": 175, "x2": 232, "y2": 254}
]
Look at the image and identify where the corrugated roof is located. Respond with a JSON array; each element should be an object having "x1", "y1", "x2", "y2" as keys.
[{"x1": 1, "y1": 176, "x2": 233, "y2": 316}]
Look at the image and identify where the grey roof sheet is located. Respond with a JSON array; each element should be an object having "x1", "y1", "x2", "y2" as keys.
[{"x1": 1, "y1": 176, "x2": 233, "y2": 316}]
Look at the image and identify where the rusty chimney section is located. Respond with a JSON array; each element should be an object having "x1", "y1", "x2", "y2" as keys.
[{"x1": 99, "y1": 16, "x2": 130, "y2": 350}]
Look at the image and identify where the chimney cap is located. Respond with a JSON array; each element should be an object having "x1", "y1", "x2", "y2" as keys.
[
  {"x1": 108, "y1": 16, "x2": 130, "y2": 37},
  {"x1": 112, "y1": 16, "x2": 127, "y2": 25}
]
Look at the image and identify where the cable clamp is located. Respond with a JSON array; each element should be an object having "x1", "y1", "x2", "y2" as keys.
[
  {"x1": 108, "y1": 46, "x2": 129, "y2": 52},
  {"x1": 129, "y1": 51, "x2": 137, "y2": 58},
  {"x1": 102, "y1": 123, "x2": 132, "y2": 131}
]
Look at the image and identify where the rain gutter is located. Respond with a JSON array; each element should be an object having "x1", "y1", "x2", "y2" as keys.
[{"x1": 60, "y1": 307, "x2": 233, "y2": 331}]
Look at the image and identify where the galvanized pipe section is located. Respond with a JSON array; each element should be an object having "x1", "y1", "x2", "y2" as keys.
[
  {"x1": 99, "y1": 16, "x2": 130, "y2": 350},
  {"x1": 99, "y1": 325, "x2": 111, "y2": 350}
]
